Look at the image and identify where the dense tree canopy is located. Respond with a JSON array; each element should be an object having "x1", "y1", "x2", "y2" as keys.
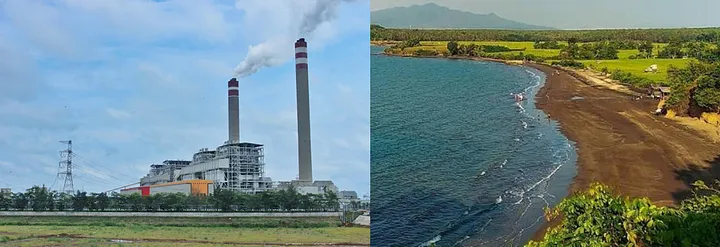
[
  {"x1": 560, "y1": 41, "x2": 619, "y2": 60},
  {"x1": 0, "y1": 185, "x2": 359, "y2": 212},
  {"x1": 528, "y1": 181, "x2": 720, "y2": 247},
  {"x1": 371, "y1": 26, "x2": 720, "y2": 43},
  {"x1": 657, "y1": 41, "x2": 684, "y2": 59},
  {"x1": 666, "y1": 61, "x2": 720, "y2": 113}
]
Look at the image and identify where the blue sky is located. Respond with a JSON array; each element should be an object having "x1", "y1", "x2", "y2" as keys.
[{"x1": 0, "y1": 0, "x2": 370, "y2": 197}]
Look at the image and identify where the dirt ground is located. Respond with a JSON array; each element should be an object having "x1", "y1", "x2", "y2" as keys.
[{"x1": 527, "y1": 63, "x2": 720, "y2": 240}]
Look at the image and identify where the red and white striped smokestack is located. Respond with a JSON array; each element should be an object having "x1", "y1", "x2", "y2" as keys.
[
  {"x1": 295, "y1": 38, "x2": 312, "y2": 182},
  {"x1": 228, "y1": 78, "x2": 240, "y2": 143}
]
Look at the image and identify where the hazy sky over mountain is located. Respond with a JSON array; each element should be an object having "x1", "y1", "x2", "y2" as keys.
[{"x1": 371, "y1": 0, "x2": 720, "y2": 29}]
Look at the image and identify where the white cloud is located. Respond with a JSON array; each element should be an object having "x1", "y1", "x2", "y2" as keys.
[
  {"x1": 2, "y1": 0, "x2": 79, "y2": 57},
  {"x1": 106, "y1": 108, "x2": 131, "y2": 119},
  {"x1": 0, "y1": 35, "x2": 40, "y2": 100},
  {"x1": 0, "y1": 0, "x2": 369, "y2": 195}
]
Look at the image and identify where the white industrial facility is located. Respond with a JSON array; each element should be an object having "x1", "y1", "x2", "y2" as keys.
[{"x1": 130, "y1": 38, "x2": 358, "y2": 199}]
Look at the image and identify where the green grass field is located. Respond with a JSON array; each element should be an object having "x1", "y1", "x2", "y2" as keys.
[
  {"x1": 0, "y1": 216, "x2": 339, "y2": 228},
  {"x1": 581, "y1": 58, "x2": 693, "y2": 82},
  {"x1": 391, "y1": 41, "x2": 692, "y2": 82},
  {"x1": 0, "y1": 216, "x2": 369, "y2": 246}
]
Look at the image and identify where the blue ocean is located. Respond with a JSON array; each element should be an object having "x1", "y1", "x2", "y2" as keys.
[{"x1": 370, "y1": 46, "x2": 578, "y2": 247}]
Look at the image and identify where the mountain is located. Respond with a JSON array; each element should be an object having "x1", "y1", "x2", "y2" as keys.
[{"x1": 371, "y1": 3, "x2": 555, "y2": 30}]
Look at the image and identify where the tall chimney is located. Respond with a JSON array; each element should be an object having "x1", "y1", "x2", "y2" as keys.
[
  {"x1": 228, "y1": 78, "x2": 240, "y2": 143},
  {"x1": 295, "y1": 38, "x2": 312, "y2": 182}
]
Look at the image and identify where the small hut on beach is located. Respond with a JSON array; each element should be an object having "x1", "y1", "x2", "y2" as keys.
[{"x1": 648, "y1": 85, "x2": 671, "y2": 99}]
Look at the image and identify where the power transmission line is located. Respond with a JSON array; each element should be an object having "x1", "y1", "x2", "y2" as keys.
[
  {"x1": 57, "y1": 140, "x2": 74, "y2": 194},
  {"x1": 72, "y1": 153, "x2": 137, "y2": 182},
  {"x1": 103, "y1": 182, "x2": 140, "y2": 193},
  {"x1": 69, "y1": 144, "x2": 141, "y2": 180}
]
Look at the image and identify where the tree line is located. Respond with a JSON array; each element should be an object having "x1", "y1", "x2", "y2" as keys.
[
  {"x1": 535, "y1": 40, "x2": 651, "y2": 50},
  {"x1": 0, "y1": 185, "x2": 366, "y2": 212},
  {"x1": 559, "y1": 39, "x2": 619, "y2": 60},
  {"x1": 371, "y1": 25, "x2": 720, "y2": 43}
]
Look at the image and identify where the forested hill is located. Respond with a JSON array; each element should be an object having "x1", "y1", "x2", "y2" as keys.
[{"x1": 371, "y1": 3, "x2": 554, "y2": 30}]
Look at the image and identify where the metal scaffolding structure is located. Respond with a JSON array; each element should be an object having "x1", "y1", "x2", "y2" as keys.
[
  {"x1": 57, "y1": 140, "x2": 74, "y2": 194},
  {"x1": 218, "y1": 142, "x2": 272, "y2": 193}
]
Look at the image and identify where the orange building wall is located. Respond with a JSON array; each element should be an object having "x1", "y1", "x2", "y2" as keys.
[{"x1": 149, "y1": 180, "x2": 213, "y2": 195}]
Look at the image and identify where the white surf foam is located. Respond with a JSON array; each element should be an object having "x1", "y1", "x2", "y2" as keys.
[{"x1": 418, "y1": 235, "x2": 442, "y2": 247}]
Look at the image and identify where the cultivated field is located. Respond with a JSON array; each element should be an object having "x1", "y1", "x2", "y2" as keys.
[
  {"x1": 0, "y1": 216, "x2": 369, "y2": 246},
  {"x1": 392, "y1": 41, "x2": 693, "y2": 82}
]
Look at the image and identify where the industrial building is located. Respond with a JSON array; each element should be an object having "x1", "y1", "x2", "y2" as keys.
[
  {"x1": 339, "y1": 191, "x2": 358, "y2": 200},
  {"x1": 121, "y1": 180, "x2": 214, "y2": 196},
  {"x1": 134, "y1": 77, "x2": 272, "y2": 194},
  {"x1": 122, "y1": 38, "x2": 357, "y2": 199},
  {"x1": 0, "y1": 188, "x2": 10, "y2": 195}
]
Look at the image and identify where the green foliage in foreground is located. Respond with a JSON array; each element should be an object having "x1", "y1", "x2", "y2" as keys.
[{"x1": 527, "y1": 181, "x2": 720, "y2": 247}]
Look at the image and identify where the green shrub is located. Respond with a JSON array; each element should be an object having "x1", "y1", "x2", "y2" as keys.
[
  {"x1": 609, "y1": 69, "x2": 654, "y2": 87},
  {"x1": 528, "y1": 181, "x2": 720, "y2": 247},
  {"x1": 551, "y1": 60, "x2": 585, "y2": 69},
  {"x1": 413, "y1": 49, "x2": 438, "y2": 56},
  {"x1": 481, "y1": 45, "x2": 513, "y2": 53}
]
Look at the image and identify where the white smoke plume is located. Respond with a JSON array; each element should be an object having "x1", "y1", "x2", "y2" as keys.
[{"x1": 232, "y1": 0, "x2": 358, "y2": 78}]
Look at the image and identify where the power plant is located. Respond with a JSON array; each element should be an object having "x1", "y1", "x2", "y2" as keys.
[{"x1": 122, "y1": 38, "x2": 352, "y2": 197}]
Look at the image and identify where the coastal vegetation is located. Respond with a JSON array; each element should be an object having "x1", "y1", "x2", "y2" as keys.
[
  {"x1": 0, "y1": 185, "x2": 365, "y2": 212},
  {"x1": 527, "y1": 181, "x2": 720, "y2": 246},
  {"x1": 666, "y1": 61, "x2": 720, "y2": 113},
  {"x1": 372, "y1": 26, "x2": 720, "y2": 115}
]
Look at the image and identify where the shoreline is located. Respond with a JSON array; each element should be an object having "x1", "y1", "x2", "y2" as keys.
[
  {"x1": 527, "y1": 62, "x2": 720, "y2": 240},
  {"x1": 374, "y1": 49, "x2": 720, "y2": 243},
  {"x1": 376, "y1": 50, "x2": 718, "y2": 141}
]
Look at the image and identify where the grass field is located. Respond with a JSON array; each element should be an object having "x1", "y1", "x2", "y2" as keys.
[
  {"x1": 0, "y1": 216, "x2": 369, "y2": 246},
  {"x1": 389, "y1": 41, "x2": 692, "y2": 82},
  {"x1": 0, "y1": 216, "x2": 339, "y2": 228},
  {"x1": 581, "y1": 58, "x2": 693, "y2": 82}
]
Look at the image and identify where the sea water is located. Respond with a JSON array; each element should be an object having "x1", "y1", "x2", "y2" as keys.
[{"x1": 370, "y1": 46, "x2": 577, "y2": 247}]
